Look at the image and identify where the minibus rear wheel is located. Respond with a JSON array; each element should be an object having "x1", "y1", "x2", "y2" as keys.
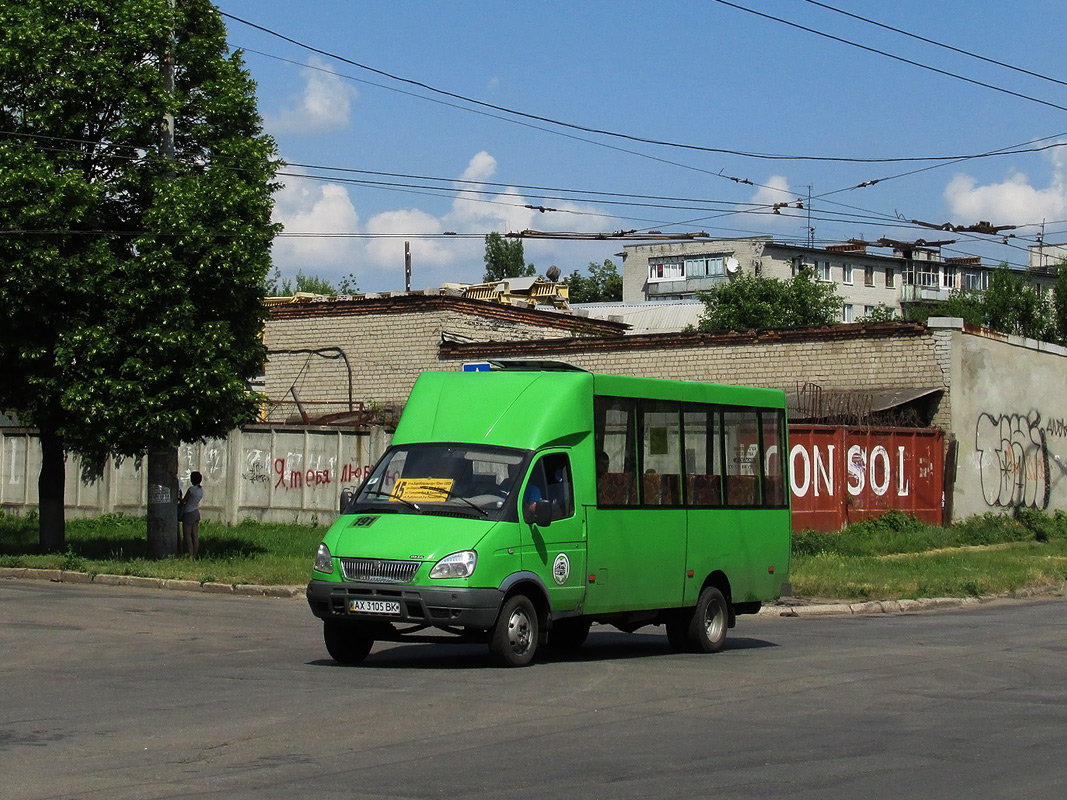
[
  {"x1": 323, "y1": 620, "x2": 374, "y2": 665},
  {"x1": 489, "y1": 594, "x2": 539, "y2": 667},
  {"x1": 689, "y1": 586, "x2": 728, "y2": 653}
]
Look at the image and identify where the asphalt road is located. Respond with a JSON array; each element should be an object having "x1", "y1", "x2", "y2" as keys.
[{"x1": 2, "y1": 579, "x2": 1065, "y2": 800}]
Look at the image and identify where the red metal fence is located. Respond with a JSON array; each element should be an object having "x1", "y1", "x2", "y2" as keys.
[{"x1": 788, "y1": 426, "x2": 944, "y2": 531}]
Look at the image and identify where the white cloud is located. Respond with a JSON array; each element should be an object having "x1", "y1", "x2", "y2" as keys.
[
  {"x1": 945, "y1": 171, "x2": 1067, "y2": 224},
  {"x1": 944, "y1": 142, "x2": 1067, "y2": 224},
  {"x1": 265, "y1": 57, "x2": 357, "y2": 135},
  {"x1": 746, "y1": 175, "x2": 800, "y2": 228},
  {"x1": 268, "y1": 152, "x2": 621, "y2": 292},
  {"x1": 272, "y1": 176, "x2": 361, "y2": 270}
]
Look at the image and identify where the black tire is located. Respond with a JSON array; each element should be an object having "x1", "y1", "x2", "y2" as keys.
[
  {"x1": 323, "y1": 620, "x2": 374, "y2": 665},
  {"x1": 489, "y1": 594, "x2": 539, "y2": 667},
  {"x1": 687, "y1": 586, "x2": 728, "y2": 653},
  {"x1": 547, "y1": 618, "x2": 591, "y2": 649}
]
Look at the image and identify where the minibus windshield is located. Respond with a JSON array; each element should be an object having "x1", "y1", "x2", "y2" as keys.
[{"x1": 350, "y1": 443, "x2": 529, "y2": 518}]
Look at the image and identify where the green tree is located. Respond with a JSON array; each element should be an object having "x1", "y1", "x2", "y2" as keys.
[
  {"x1": 906, "y1": 265, "x2": 1056, "y2": 341},
  {"x1": 1054, "y1": 259, "x2": 1067, "y2": 344},
  {"x1": 483, "y1": 232, "x2": 534, "y2": 282},
  {"x1": 563, "y1": 259, "x2": 623, "y2": 303},
  {"x1": 857, "y1": 304, "x2": 898, "y2": 323},
  {"x1": 0, "y1": 0, "x2": 279, "y2": 551},
  {"x1": 267, "y1": 269, "x2": 359, "y2": 296},
  {"x1": 982, "y1": 265, "x2": 1054, "y2": 340},
  {"x1": 696, "y1": 269, "x2": 841, "y2": 332}
]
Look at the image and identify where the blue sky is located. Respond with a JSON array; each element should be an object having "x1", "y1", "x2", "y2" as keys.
[{"x1": 215, "y1": 0, "x2": 1067, "y2": 293}]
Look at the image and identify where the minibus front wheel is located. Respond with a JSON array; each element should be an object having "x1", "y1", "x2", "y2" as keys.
[
  {"x1": 323, "y1": 620, "x2": 374, "y2": 665},
  {"x1": 489, "y1": 594, "x2": 539, "y2": 667}
]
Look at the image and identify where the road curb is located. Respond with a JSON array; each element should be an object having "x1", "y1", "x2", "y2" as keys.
[
  {"x1": 0, "y1": 566, "x2": 304, "y2": 599},
  {"x1": 761, "y1": 584, "x2": 1067, "y2": 617}
]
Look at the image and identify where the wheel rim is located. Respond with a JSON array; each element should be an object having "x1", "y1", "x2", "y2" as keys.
[
  {"x1": 703, "y1": 599, "x2": 725, "y2": 643},
  {"x1": 507, "y1": 606, "x2": 533, "y2": 655}
]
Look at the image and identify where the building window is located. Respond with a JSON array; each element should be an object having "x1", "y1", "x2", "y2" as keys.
[
  {"x1": 905, "y1": 263, "x2": 939, "y2": 288},
  {"x1": 942, "y1": 266, "x2": 957, "y2": 289},
  {"x1": 885, "y1": 268, "x2": 895, "y2": 288},
  {"x1": 864, "y1": 265, "x2": 875, "y2": 286},
  {"x1": 816, "y1": 261, "x2": 832, "y2": 282},
  {"x1": 842, "y1": 304, "x2": 854, "y2": 323},
  {"x1": 842, "y1": 263, "x2": 854, "y2": 285},
  {"x1": 648, "y1": 259, "x2": 683, "y2": 282},
  {"x1": 684, "y1": 256, "x2": 726, "y2": 279},
  {"x1": 864, "y1": 305, "x2": 876, "y2": 317},
  {"x1": 963, "y1": 270, "x2": 988, "y2": 291}
]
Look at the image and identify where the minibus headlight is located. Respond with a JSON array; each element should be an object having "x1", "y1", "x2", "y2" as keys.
[
  {"x1": 429, "y1": 550, "x2": 477, "y2": 579},
  {"x1": 313, "y1": 543, "x2": 333, "y2": 574}
]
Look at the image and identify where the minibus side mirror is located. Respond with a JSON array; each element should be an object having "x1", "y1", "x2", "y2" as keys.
[
  {"x1": 339, "y1": 487, "x2": 356, "y2": 513},
  {"x1": 524, "y1": 499, "x2": 552, "y2": 528}
]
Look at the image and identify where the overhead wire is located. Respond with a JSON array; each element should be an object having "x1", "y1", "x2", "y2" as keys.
[
  {"x1": 802, "y1": 0, "x2": 1067, "y2": 90},
  {"x1": 710, "y1": 0, "x2": 1067, "y2": 114},
  {"x1": 227, "y1": 12, "x2": 1067, "y2": 164},
  {"x1": 10, "y1": 6, "x2": 1066, "y2": 256},
  {"x1": 223, "y1": 10, "x2": 1067, "y2": 256}
]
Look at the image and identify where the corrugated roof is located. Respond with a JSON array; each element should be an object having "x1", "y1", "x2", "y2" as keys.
[{"x1": 571, "y1": 301, "x2": 704, "y2": 334}]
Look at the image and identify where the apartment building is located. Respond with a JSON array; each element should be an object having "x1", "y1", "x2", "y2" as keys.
[{"x1": 621, "y1": 237, "x2": 1002, "y2": 321}]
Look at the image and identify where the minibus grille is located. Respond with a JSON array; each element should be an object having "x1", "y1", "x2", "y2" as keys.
[{"x1": 340, "y1": 558, "x2": 420, "y2": 584}]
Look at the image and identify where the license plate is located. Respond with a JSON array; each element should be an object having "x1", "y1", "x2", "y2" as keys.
[{"x1": 349, "y1": 599, "x2": 401, "y2": 615}]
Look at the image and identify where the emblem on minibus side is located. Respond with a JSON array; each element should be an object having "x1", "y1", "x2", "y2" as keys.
[{"x1": 552, "y1": 554, "x2": 570, "y2": 585}]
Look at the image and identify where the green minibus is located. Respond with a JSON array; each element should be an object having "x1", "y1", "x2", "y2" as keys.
[{"x1": 306, "y1": 361, "x2": 791, "y2": 667}]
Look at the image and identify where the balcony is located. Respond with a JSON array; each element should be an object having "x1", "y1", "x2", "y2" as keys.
[{"x1": 900, "y1": 284, "x2": 954, "y2": 303}]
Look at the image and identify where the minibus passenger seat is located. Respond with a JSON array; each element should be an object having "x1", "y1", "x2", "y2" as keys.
[
  {"x1": 598, "y1": 472, "x2": 633, "y2": 505},
  {"x1": 687, "y1": 474, "x2": 722, "y2": 505}
]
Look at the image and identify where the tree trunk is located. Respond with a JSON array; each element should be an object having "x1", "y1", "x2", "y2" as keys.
[
  {"x1": 38, "y1": 429, "x2": 66, "y2": 552},
  {"x1": 146, "y1": 446, "x2": 179, "y2": 559}
]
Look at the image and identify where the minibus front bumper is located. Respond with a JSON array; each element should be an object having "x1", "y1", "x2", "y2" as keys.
[{"x1": 306, "y1": 579, "x2": 504, "y2": 630}]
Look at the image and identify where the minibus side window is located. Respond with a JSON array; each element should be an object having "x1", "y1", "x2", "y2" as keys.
[
  {"x1": 722, "y1": 410, "x2": 761, "y2": 506},
  {"x1": 760, "y1": 409, "x2": 787, "y2": 507},
  {"x1": 594, "y1": 396, "x2": 638, "y2": 506},
  {"x1": 639, "y1": 399, "x2": 682, "y2": 506},
  {"x1": 683, "y1": 404, "x2": 723, "y2": 506}
]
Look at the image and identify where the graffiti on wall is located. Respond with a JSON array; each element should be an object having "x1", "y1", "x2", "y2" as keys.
[
  {"x1": 974, "y1": 411, "x2": 1067, "y2": 510},
  {"x1": 242, "y1": 448, "x2": 376, "y2": 492}
]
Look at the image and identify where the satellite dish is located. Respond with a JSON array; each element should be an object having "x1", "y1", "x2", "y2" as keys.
[{"x1": 725, "y1": 257, "x2": 740, "y2": 274}]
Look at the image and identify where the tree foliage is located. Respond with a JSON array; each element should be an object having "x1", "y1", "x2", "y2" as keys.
[
  {"x1": 906, "y1": 265, "x2": 1058, "y2": 342},
  {"x1": 696, "y1": 269, "x2": 841, "y2": 332},
  {"x1": 1054, "y1": 259, "x2": 1067, "y2": 343},
  {"x1": 563, "y1": 259, "x2": 623, "y2": 303},
  {"x1": 482, "y1": 232, "x2": 534, "y2": 282},
  {"x1": 267, "y1": 269, "x2": 359, "y2": 296},
  {"x1": 982, "y1": 266, "x2": 1055, "y2": 340},
  {"x1": 0, "y1": 0, "x2": 279, "y2": 548},
  {"x1": 857, "y1": 304, "x2": 899, "y2": 323}
]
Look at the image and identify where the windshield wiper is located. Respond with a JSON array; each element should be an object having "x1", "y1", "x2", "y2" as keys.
[
  {"x1": 359, "y1": 490, "x2": 421, "y2": 511},
  {"x1": 419, "y1": 485, "x2": 489, "y2": 516}
]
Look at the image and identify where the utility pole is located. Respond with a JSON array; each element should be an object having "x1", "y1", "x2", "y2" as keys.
[
  {"x1": 807, "y1": 185, "x2": 814, "y2": 248},
  {"x1": 147, "y1": 0, "x2": 180, "y2": 559},
  {"x1": 405, "y1": 241, "x2": 412, "y2": 292}
]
